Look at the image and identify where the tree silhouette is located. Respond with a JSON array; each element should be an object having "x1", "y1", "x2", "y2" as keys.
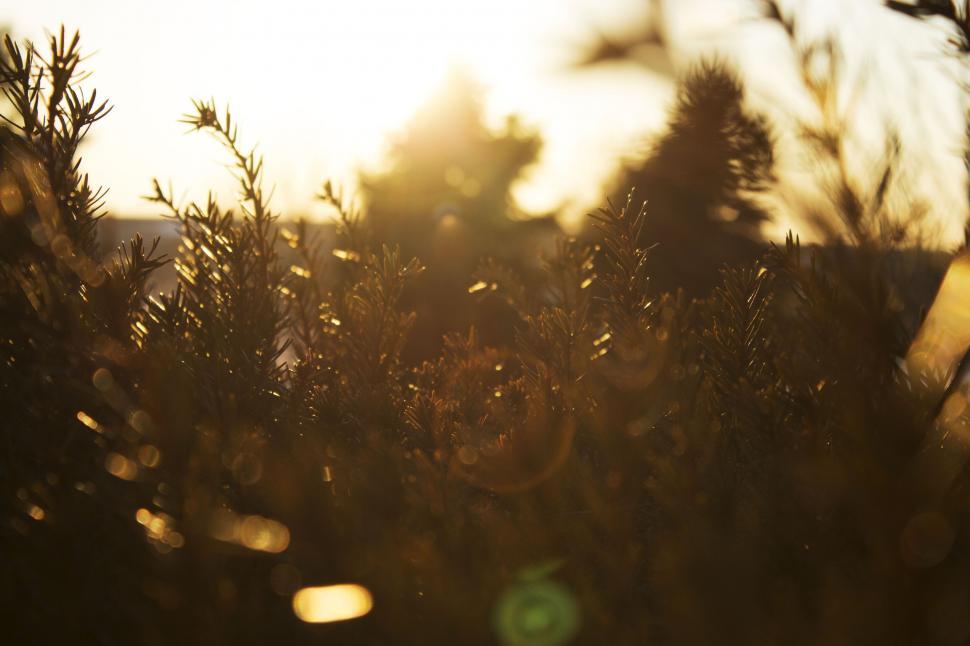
[
  {"x1": 360, "y1": 69, "x2": 555, "y2": 358},
  {"x1": 609, "y1": 61, "x2": 775, "y2": 295},
  {"x1": 361, "y1": 69, "x2": 541, "y2": 250}
]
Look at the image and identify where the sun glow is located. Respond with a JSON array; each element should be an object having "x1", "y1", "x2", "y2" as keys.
[{"x1": 6, "y1": 0, "x2": 626, "y2": 220}]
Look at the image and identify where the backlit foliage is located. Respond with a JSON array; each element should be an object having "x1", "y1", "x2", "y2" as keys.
[{"x1": 2, "y1": 25, "x2": 970, "y2": 646}]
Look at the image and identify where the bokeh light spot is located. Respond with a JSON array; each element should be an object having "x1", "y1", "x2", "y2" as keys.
[
  {"x1": 900, "y1": 510, "x2": 955, "y2": 569},
  {"x1": 92, "y1": 368, "x2": 114, "y2": 391},
  {"x1": 292, "y1": 584, "x2": 373, "y2": 624},
  {"x1": 105, "y1": 453, "x2": 138, "y2": 480}
]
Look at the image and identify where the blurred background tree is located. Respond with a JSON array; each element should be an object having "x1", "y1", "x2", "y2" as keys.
[
  {"x1": 360, "y1": 69, "x2": 558, "y2": 358},
  {"x1": 361, "y1": 68, "x2": 542, "y2": 248},
  {"x1": 571, "y1": 3, "x2": 776, "y2": 296},
  {"x1": 606, "y1": 62, "x2": 775, "y2": 296}
]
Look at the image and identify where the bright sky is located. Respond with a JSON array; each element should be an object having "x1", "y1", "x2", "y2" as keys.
[{"x1": 3, "y1": 0, "x2": 968, "y2": 243}]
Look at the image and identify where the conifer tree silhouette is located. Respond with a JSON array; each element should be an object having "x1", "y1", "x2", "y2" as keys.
[{"x1": 612, "y1": 62, "x2": 775, "y2": 295}]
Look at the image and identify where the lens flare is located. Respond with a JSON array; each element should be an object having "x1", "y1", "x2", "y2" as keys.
[{"x1": 493, "y1": 579, "x2": 580, "y2": 646}]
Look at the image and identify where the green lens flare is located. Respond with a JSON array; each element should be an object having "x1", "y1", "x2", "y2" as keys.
[{"x1": 493, "y1": 579, "x2": 580, "y2": 646}]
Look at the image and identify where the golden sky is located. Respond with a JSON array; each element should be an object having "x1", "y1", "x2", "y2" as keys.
[{"x1": 3, "y1": 0, "x2": 968, "y2": 243}]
